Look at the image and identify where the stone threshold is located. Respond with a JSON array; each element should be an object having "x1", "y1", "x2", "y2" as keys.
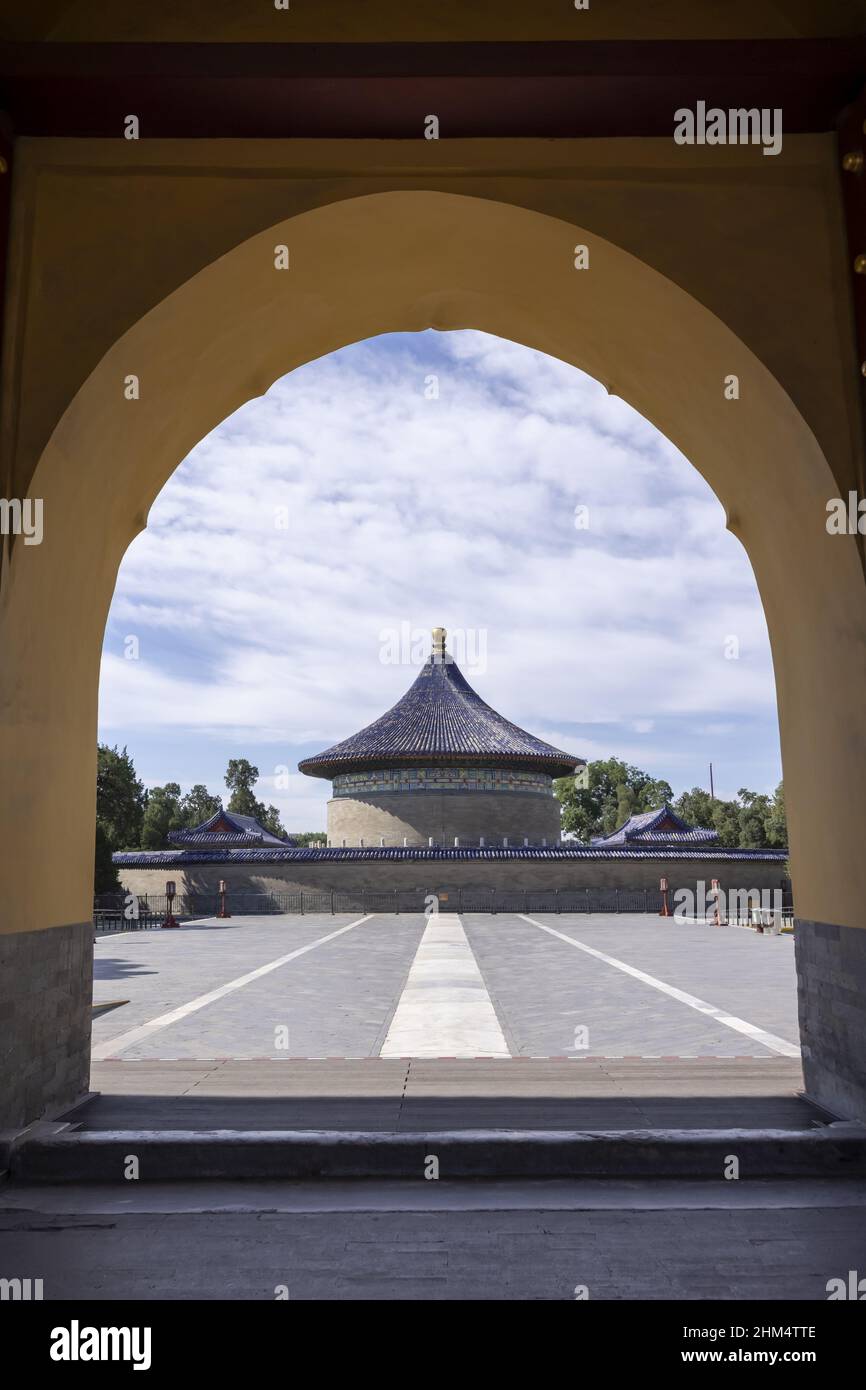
[{"x1": 9, "y1": 1122, "x2": 866, "y2": 1184}]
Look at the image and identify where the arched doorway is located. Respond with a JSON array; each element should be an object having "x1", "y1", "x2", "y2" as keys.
[{"x1": 2, "y1": 189, "x2": 865, "y2": 1125}]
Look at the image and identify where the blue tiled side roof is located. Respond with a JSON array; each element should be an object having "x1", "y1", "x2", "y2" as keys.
[
  {"x1": 299, "y1": 654, "x2": 582, "y2": 779},
  {"x1": 167, "y1": 806, "x2": 290, "y2": 849},
  {"x1": 591, "y1": 804, "x2": 719, "y2": 847},
  {"x1": 113, "y1": 845, "x2": 788, "y2": 866}
]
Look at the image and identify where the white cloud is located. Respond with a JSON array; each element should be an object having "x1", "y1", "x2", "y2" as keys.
[{"x1": 99, "y1": 330, "x2": 781, "y2": 819}]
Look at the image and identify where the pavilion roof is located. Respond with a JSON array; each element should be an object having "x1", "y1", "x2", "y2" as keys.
[
  {"x1": 167, "y1": 806, "x2": 289, "y2": 848},
  {"x1": 591, "y1": 804, "x2": 719, "y2": 847},
  {"x1": 298, "y1": 642, "x2": 582, "y2": 781}
]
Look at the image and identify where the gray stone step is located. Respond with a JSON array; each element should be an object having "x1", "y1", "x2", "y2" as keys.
[{"x1": 10, "y1": 1122, "x2": 866, "y2": 1183}]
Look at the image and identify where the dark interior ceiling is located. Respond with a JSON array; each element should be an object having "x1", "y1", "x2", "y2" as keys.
[{"x1": 0, "y1": 39, "x2": 864, "y2": 138}]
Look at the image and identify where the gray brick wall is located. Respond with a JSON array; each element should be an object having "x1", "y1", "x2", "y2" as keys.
[
  {"x1": 327, "y1": 788, "x2": 561, "y2": 846},
  {"x1": 0, "y1": 922, "x2": 93, "y2": 1130},
  {"x1": 119, "y1": 856, "x2": 788, "y2": 899},
  {"x1": 795, "y1": 917, "x2": 866, "y2": 1122}
]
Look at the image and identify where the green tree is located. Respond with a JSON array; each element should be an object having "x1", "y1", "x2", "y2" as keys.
[
  {"x1": 96, "y1": 744, "x2": 145, "y2": 848},
  {"x1": 258, "y1": 804, "x2": 286, "y2": 837},
  {"x1": 179, "y1": 783, "x2": 221, "y2": 828},
  {"x1": 674, "y1": 787, "x2": 738, "y2": 846},
  {"x1": 674, "y1": 784, "x2": 787, "y2": 849},
  {"x1": 225, "y1": 758, "x2": 262, "y2": 819},
  {"x1": 557, "y1": 764, "x2": 787, "y2": 850},
  {"x1": 94, "y1": 820, "x2": 121, "y2": 894},
  {"x1": 674, "y1": 787, "x2": 716, "y2": 830},
  {"x1": 224, "y1": 759, "x2": 286, "y2": 838},
  {"x1": 713, "y1": 800, "x2": 742, "y2": 848},
  {"x1": 141, "y1": 782, "x2": 183, "y2": 849},
  {"x1": 95, "y1": 744, "x2": 145, "y2": 894},
  {"x1": 555, "y1": 757, "x2": 673, "y2": 843},
  {"x1": 736, "y1": 788, "x2": 773, "y2": 849},
  {"x1": 764, "y1": 781, "x2": 787, "y2": 847}
]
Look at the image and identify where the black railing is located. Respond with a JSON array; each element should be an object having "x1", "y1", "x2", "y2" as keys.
[
  {"x1": 93, "y1": 907, "x2": 163, "y2": 931},
  {"x1": 94, "y1": 886, "x2": 794, "y2": 919}
]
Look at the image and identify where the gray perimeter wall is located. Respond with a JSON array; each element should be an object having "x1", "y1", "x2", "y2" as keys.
[{"x1": 118, "y1": 856, "x2": 788, "y2": 898}]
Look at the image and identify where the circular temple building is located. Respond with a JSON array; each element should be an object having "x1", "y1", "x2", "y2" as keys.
[{"x1": 298, "y1": 628, "x2": 584, "y2": 848}]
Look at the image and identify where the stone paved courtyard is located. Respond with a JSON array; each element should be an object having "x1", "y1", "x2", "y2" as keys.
[
  {"x1": 91, "y1": 912, "x2": 800, "y2": 1063},
  {"x1": 8, "y1": 913, "x2": 845, "y2": 1307}
]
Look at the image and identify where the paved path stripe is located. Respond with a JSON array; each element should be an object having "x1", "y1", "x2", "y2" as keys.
[
  {"x1": 91, "y1": 915, "x2": 375, "y2": 1060},
  {"x1": 518, "y1": 915, "x2": 800, "y2": 1059},
  {"x1": 380, "y1": 914, "x2": 510, "y2": 1058}
]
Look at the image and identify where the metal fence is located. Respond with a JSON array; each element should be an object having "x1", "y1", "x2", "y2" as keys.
[
  {"x1": 94, "y1": 906, "x2": 164, "y2": 932},
  {"x1": 94, "y1": 886, "x2": 795, "y2": 920}
]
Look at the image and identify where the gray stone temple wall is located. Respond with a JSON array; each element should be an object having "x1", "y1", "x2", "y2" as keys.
[
  {"x1": 795, "y1": 917, "x2": 866, "y2": 1122},
  {"x1": 0, "y1": 922, "x2": 93, "y2": 1129},
  {"x1": 117, "y1": 854, "x2": 788, "y2": 900},
  {"x1": 326, "y1": 788, "x2": 562, "y2": 846}
]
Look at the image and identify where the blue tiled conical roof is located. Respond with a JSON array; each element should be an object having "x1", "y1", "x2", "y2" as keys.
[{"x1": 299, "y1": 642, "x2": 581, "y2": 780}]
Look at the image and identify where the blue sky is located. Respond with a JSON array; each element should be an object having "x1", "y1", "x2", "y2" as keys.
[{"x1": 98, "y1": 330, "x2": 782, "y2": 831}]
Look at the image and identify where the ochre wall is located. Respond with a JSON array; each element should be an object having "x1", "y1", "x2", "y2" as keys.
[
  {"x1": 2, "y1": 129, "x2": 866, "y2": 1123},
  {"x1": 1, "y1": 139, "x2": 864, "y2": 941},
  {"x1": 4, "y1": 139, "x2": 864, "y2": 512}
]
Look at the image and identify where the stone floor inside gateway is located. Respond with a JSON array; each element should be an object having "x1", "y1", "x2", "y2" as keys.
[
  {"x1": 88, "y1": 912, "x2": 801, "y2": 1065},
  {"x1": 75, "y1": 909, "x2": 813, "y2": 1130},
  {"x1": 5, "y1": 911, "x2": 866, "y2": 1302}
]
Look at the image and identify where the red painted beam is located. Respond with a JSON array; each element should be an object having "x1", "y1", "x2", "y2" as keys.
[{"x1": 0, "y1": 39, "x2": 864, "y2": 138}]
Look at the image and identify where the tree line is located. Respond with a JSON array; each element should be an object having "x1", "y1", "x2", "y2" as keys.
[
  {"x1": 554, "y1": 757, "x2": 786, "y2": 849},
  {"x1": 95, "y1": 746, "x2": 295, "y2": 893},
  {"x1": 96, "y1": 744, "x2": 788, "y2": 894}
]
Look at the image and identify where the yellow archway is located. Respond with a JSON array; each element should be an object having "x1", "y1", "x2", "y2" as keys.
[{"x1": 3, "y1": 189, "x2": 865, "y2": 1122}]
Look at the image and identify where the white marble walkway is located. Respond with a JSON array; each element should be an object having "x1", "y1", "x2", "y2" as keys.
[{"x1": 380, "y1": 913, "x2": 510, "y2": 1057}]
